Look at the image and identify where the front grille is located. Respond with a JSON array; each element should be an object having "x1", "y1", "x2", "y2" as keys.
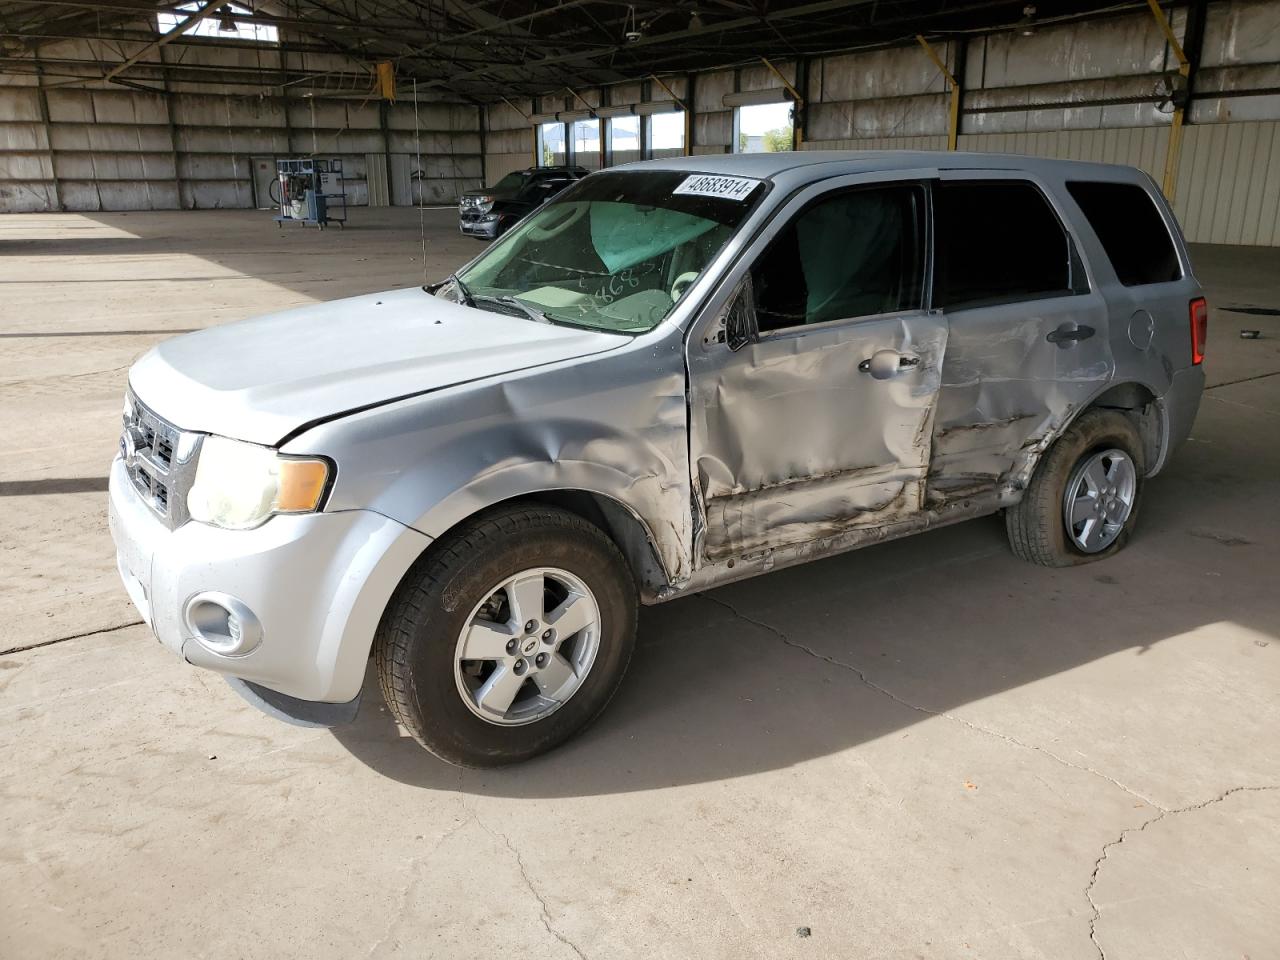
[{"x1": 121, "y1": 392, "x2": 199, "y2": 529}]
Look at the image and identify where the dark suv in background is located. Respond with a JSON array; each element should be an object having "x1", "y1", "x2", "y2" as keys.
[{"x1": 458, "y1": 166, "x2": 588, "y2": 240}]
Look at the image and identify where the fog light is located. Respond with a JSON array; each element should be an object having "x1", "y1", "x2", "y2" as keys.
[{"x1": 184, "y1": 592, "x2": 263, "y2": 656}]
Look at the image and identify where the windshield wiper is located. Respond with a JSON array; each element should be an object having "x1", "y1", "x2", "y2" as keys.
[{"x1": 468, "y1": 293, "x2": 552, "y2": 324}]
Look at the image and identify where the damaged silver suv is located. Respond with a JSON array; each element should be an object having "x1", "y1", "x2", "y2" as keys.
[{"x1": 109, "y1": 152, "x2": 1206, "y2": 766}]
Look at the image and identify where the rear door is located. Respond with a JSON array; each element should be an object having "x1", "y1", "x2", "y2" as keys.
[
  {"x1": 686, "y1": 172, "x2": 947, "y2": 564},
  {"x1": 926, "y1": 173, "x2": 1112, "y2": 505}
]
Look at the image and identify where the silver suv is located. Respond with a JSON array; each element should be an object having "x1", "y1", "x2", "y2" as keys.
[{"x1": 109, "y1": 152, "x2": 1206, "y2": 766}]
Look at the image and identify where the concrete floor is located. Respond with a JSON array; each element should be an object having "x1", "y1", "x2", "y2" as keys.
[{"x1": 2, "y1": 208, "x2": 1278, "y2": 960}]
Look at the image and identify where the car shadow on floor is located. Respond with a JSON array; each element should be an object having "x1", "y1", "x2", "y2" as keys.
[{"x1": 331, "y1": 396, "x2": 1280, "y2": 798}]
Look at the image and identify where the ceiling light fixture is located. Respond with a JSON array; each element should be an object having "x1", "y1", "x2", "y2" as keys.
[
  {"x1": 623, "y1": 5, "x2": 643, "y2": 42},
  {"x1": 1017, "y1": 4, "x2": 1037, "y2": 37},
  {"x1": 216, "y1": 5, "x2": 238, "y2": 31}
]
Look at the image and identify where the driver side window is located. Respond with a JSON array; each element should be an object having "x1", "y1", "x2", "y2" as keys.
[{"x1": 753, "y1": 184, "x2": 926, "y2": 333}]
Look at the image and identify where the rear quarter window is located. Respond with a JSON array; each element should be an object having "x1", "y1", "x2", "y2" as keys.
[{"x1": 1066, "y1": 181, "x2": 1182, "y2": 286}]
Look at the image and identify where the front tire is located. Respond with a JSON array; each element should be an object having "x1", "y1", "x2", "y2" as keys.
[
  {"x1": 375, "y1": 503, "x2": 637, "y2": 767},
  {"x1": 1006, "y1": 409, "x2": 1145, "y2": 567}
]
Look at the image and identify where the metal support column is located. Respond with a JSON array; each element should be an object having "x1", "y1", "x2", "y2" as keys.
[
  {"x1": 793, "y1": 56, "x2": 809, "y2": 151},
  {"x1": 685, "y1": 73, "x2": 695, "y2": 156},
  {"x1": 1153, "y1": 0, "x2": 1207, "y2": 202},
  {"x1": 1146, "y1": 0, "x2": 1195, "y2": 200},
  {"x1": 478, "y1": 103, "x2": 488, "y2": 183},
  {"x1": 917, "y1": 35, "x2": 961, "y2": 151},
  {"x1": 639, "y1": 80, "x2": 651, "y2": 159},
  {"x1": 32, "y1": 54, "x2": 63, "y2": 212},
  {"x1": 651, "y1": 73, "x2": 692, "y2": 157},
  {"x1": 158, "y1": 45, "x2": 184, "y2": 209},
  {"x1": 760, "y1": 56, "x2": 805, "y2": 150}
]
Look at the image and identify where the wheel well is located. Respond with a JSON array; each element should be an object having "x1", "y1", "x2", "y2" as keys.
[
  {"x1": 430, "y1": 491, "x2": 671, "y2": 599},
  {"x1": 1084, "y1": 382, "x2": 1161, "y2": 472},
  {"x1": 526, "y1": 491, "x2": 670, "y2": 596}
]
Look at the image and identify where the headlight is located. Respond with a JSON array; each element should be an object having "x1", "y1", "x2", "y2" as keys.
[
  {"x1": 187, "y1": 436, "x2": 330, "y2": 530},
  {"x1": 476, "y1": 196, "x2": 494, "y2": 214}
]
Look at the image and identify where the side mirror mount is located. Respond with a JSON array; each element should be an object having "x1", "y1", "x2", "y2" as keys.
[
  {"x1": 699, "y1": 275, "x2": 757, "y2": 352},
  {"x1": 724, "y1": 274, "x2": 756, "y2": 352}
]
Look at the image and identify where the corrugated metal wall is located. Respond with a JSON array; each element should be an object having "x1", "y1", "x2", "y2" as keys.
[
  {"x1": 0, "y1": 34, "x2": 483, "y2": 213},
  {"x1": 5, "y1": 0, "x2": 1280, "y2": 240},
  {"x1": 1175, "y1": 121, "x2": 1280, "y2": 246},
  {"x1": 806, "y1": 129, "x2": 1171, "y2": 182},
  {"x1": 805, "y1": 121, "x2": 1280, "y2": 246},
  {"x1": 479, "y1": 0, "x2": 1280, "y2": 247}
]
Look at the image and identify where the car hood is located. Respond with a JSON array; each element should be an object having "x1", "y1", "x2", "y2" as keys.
[
  {"x1": 128, "y1": 286, "x2": 625, "y2": 446},
  {"x1": 464, "y1": 184, "x2": 522, "y2": 201}
]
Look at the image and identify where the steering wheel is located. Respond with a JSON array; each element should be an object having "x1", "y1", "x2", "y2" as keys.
[
  {"x1": 526, "y1": 203, "x2": 587, "y2": 241},
  {"x1": 671, "y1": 271, "x2": 700, "y2": 302}
]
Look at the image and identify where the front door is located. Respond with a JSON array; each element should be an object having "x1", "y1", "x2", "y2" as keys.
[
  {"x1": 926, "y1": 173, "x2": 1113, "y2": 505},
  {"x1": 687, "y1": 175, "x2": 947, "y2": 564}
]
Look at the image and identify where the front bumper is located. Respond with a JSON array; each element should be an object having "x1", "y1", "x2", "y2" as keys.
[
  {"x1": 458, "y1": 214, "x2": 501, "y2": 239},
  {"x1": 108, "y1": 456, "x2": 431, "y2": 710}
]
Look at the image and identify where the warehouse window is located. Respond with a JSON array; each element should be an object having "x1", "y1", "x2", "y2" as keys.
[
  {"x1": 537, "y1": 122, "x2": 566, "y2": 167},
  {"x1": 158, "y1": 2, "x2": 278, "y2": 44},
  {"x1": 607, "y1": 116, "x2": 640, "y2": 166},
  {"x1": 646, "y1": 111, "x2": 685, "y2": 158},
  {"x1": 933, "y1": 180, "x2": 1078, "y2": 310},
  {"x1": 734, "y1": 102, "x2": 793, "y2": 154},
  {"x1": 1066, "y1": 181, "x2": 1181, "y2": 286},
  {"x1": 570, "y1": 119, "x2": 602, "y2": 171}
]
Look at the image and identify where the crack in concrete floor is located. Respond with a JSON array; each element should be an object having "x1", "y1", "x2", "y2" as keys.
[
  {"x1": 1083, "y1": 785, "x2": 1280, "y2": 960},
  {"x1": 700, "y1": 593, "x2": 1163, "y2": 808},
  {"x1": 470, "y1": 803, "x2": 590, "y2": 960},
  {"x1": 0, "y1": 619, "x2": 144, "y2": 657},
  {"x1": 702, "y1": 593, "x2": 1280, "y2": 959},
  {"x1": 364, "y1": 815, "x2": 472, "y2": 959}
]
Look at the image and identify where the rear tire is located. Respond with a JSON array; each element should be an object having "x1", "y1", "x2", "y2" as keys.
[
  {"x1": 1006, "y1": 409, "x2": 1145, "y2": 567},
  {"x1": 375, "y1": 503, "x2": 637, "y2": 767}
]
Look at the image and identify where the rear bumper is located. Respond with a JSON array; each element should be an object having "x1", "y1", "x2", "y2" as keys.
[
  {"x1": 1153, "y1": 364, "x2": 1205, "y2": 475},
  {"x1": 108, "y1": 456, "x2": 432, "y2": 708}
]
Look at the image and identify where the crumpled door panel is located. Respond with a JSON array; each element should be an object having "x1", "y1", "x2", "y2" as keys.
[
  {"x1": 689, "y1": 314, "x2": 947, "y2": 563},
  {"x1": 927, "y1": 296, "x2": 1113, "y2": 503}
]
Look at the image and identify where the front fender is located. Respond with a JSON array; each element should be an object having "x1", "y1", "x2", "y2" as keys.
[
  {"x1": 410, "y1": 461, "x2": 689, "y2": 585},
  {"x1": 287, "y1": 342, "x2": 694, "y2": 586}
]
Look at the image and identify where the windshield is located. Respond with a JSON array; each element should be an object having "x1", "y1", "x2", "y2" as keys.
[{"x1": 453, "y1": 170, "x2": 765, "y2": 334}]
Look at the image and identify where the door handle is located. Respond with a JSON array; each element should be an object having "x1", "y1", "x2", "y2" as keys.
[
  {"x1": 859, "y1": 350, "x2": 920, "y2": 380},
  {"x1": 1046, "y1": 323, "x2": 1096, "y2": 346}
]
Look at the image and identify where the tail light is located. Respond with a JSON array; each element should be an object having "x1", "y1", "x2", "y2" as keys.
[{"x1": 1189, "y1": 297, "x2": 1208, "y2": 365}]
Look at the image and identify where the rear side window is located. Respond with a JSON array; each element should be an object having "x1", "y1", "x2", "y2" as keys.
[
  {"x1": 1066, "y1": 181, "x2": 1181, "y2": 286},
  {"x1": 933, "y1": 180, "x2": 1075, "y2": 310}
]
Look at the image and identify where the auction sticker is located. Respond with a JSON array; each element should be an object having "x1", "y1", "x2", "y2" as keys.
[{"x1": 673, "y1": 174, "x2": 761, "y2": 201}]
